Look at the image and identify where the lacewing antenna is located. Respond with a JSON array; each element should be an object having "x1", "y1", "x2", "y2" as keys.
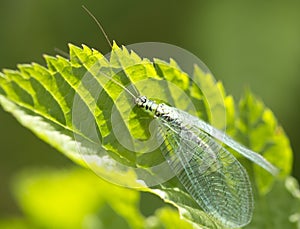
[{"x1": 82, "y1": 5, "x2": 112, "y2": 48}]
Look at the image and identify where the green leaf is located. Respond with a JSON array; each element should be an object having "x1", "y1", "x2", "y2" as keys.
[
  {"x1": 0, "y1": 42, "x2": 294, "y2": 228},
  {"x1": 149, "y1": 186, "x2": 223, "y2": 228},
  {"x1": 5, "y1": 168, "x2": 300, "y2": 229},
  {"x1": 235, "y1": 91, "x2": 293, "y2": 194},
  {"x1": 11, "y1": 168, "x2": 144, "y2": 229},
  {"x1": 0, "y1": 218, "x2": 34, "y2": 229},
  {"x1": 145, "y1": 207, "x2": 194, "y2": 229},
  {"x1": 246, "y1": 177, "x2": 300, "y2": 229}
]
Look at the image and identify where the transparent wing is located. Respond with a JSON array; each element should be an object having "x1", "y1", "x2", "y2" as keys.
[
  {"x1": 173, "y1": 107, "x2": 279, "y2": 175},
  {"x1": 158, "y1": 121, "x2": 253, "y2": 228}
]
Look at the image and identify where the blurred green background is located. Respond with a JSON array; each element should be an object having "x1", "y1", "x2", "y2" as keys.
[{"x1": 0, "y1": 0, "x2": 299, "y2": 221}]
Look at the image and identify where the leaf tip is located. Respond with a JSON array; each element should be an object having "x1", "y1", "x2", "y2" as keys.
[{"x1": 112, "y1": 40, "x2": 120, "y2": 50}]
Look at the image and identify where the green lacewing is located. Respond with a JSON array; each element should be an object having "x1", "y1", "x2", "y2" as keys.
[
  {"x1": 93, "y1": 70, "x2": 278, "y2": 227},
  {"x1": 134, "y1": 95, "x2": 277, "y2": 228},
  {"x1": 82, "y1": 6, "x2": 278, "y2": 228}
]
